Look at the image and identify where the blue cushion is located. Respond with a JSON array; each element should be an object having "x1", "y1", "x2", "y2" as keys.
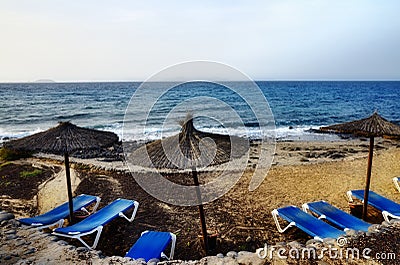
[
  {"x1": 351, "y1": 190, "x2": 400, "y2": 215},
  {"x1": 306, "y1": 201, "x2": 370, "y2": 232},
  {"x1": 19, "y1": 194, "x2": 98, "y2": 226},
  {"x1": 126, "y1": 231, "x2": 172, "y2": 262},
  {"x1": 278, "y1": 206, "x2": 345, "y2": 239},
  {"x1": 54, "y1": 198, "x2": 135, "y2": 235}
]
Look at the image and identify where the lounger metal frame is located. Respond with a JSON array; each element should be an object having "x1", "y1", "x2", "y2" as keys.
[
  {"x1": 302, "y1": 204, "x2": 326, "y2": 220},
  {"x1": 272, "y1": 208, "x2": 327, "y2": 241},
  {"x1": 29, "y1": 218, "x2": 66, "y2": 231},
  {"x1": 272, "y1": 206, "x2": 346, "y2": 241},
  {"x1": 22, "y1": 195, "x2": 101, "y2": 230},
  {"x1": 52, "y1": 200, "x2": 139, "y2": 249},
  {"x1": 271, "y1": 209, "x2": 297, "y2": 233}
]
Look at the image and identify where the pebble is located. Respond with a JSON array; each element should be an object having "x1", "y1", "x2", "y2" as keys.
[
  {"x1": 236, "y1": 252, "x2": 265, "y2": 265},
  {"x1": 305, "y1": 239, "x2": 320, "y2": 246},
  {"x1": 147, "y1": 258, "x2": 160, "y2": 265},
  {"x1": 0, "y1": 212, "x2": 15, "y2": 222},
  {"x1": 6, "y1": 234, "x2": 18, "y2": 240},
  {"x1": 237, "y1": 251, "x2": 252, "y2": 256},
  {"x1": 323, "y1": 237, "x2": 337, "y2": 245},
  {"x1": 226, "y1": 251, "x2": 238, "y2": 258},
  {"x1": 23, "y1": 248, "x2": 36, "y2": 255},
  {"x1": 27, "y1": 231, "x2": 42, "y2": 239},
  {"x1": 216, "y1": 253, "x2": 224, "y2": 258},
  {"x1": 368, "y1": 224, "x2": 380, "y2": 232},
  {"x1": 135, "y1": 258, "x2": 146, "y2": 263},
  {"x1": 15, "y1": 239, "x2": 26, "y2": 247},
  {"x1": 288, "y1": 241, "x2": 303, "y2": 248},
  {"x1": 76, "y1": 247, "x2": 88, "y2": 253},
  {"x1": 8, "y1": 219, "x2": 21, "y2": 227},
  {"x1": 345, "y1": 229, "x2": 357, "y2": 236},
  {"x1": 57, "y1": 240, "x2": 68, "y2": 246},
  {"x1": 48, "y1": 236, "x2": 59, "y2": 242},
  {"x1": 5, "y1": 229, "x2": 16, "y2": 234},
  {"x1": 390, "y1": 219, "x2": 400, "y2": 225}
]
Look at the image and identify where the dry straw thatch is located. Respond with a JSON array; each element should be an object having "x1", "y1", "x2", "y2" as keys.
[
  {"x1": 5, "y1": 121, "x2": 119, "y2": 154},
  {"x1": 320, "y1": 112, "x2": 400, "y2": 137},
  {"x1": 130, "y1": 117, "x2": 249, "y2": 170}
]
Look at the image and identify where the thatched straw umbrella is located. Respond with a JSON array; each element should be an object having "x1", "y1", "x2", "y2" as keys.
[
  {"x1": 320, "y1": 112, "x2": 400, "y2": 220},
  {"x1": 5, "y1": 122, "x2": 119, "y2": 222},
  {"x1": 136, "y1": 118, "x2": 247, "y2": 169},
  {"x1": 129, "y1": 116, "x2": 248, "y2": 254}
]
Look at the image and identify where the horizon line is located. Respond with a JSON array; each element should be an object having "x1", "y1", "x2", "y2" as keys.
[{"x1": 1, "y1": 79, "x2": 400, "y2": 84}]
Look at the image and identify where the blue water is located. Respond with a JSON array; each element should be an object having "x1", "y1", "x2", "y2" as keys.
[{"x1": 1, "y1": 81, "x2": 399, "y2": 143}]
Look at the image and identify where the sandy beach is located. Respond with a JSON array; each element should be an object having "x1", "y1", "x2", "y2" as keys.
[{"x1": 1, "y1": 138, "x2": 400, "y2": 264}]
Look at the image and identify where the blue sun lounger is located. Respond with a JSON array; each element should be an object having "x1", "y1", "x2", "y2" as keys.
[
  {"x1": 347, "y1": 190, "x2": 400, "y2": 223},
  {"x1": 302, "y1": 201, "x2": 371, "y2": 232},
  {"x1": 272, "y1": 206, "x2": 345, "y2": 241},
  {"x1": 125, "y1": 231, "x2": 176, "y2": 262},
  {"x1": 53, "y1": 198, "x2": 139, "y2": 249},
  {"x1": 19, "y1": 194, "x2": 100, "y2": 229},
  {"x1": 393, "y1": 177, "x2": 400, "y2": 193}
]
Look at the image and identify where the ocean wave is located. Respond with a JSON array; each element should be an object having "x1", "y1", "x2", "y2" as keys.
[
  {"x1": 1, "y1": 81, "x2": 399, "y2": 144},
  {"x1": 56, "y1": 113, "x2": 91, "y2": 120}
]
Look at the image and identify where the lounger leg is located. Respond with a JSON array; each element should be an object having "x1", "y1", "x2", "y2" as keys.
[
  {"x1": 393, "y1": 177, "x2": 400, "y2": 193},
  {"x1": 271, "y1": 209, "x2": 295, "y2": 233},
  {"x1": 28, "y1": 219, "x2": 65, "y2": 231},
  {"x1": 76, "y1": 226, "x2": 104, "y2": 249},
  {"x1": 346, "y1": 191, "x2": 354, "y2": 202},
  {"x1": 57, "y1": 219, "x2": 65, "y2": 228},
  {"x1": 169, "y1": 233, "x2": 176, "y2": 260},
  {"x1": 158, "y1": 232, "x2": 177, "y2": 260},
  {"x1": 382, "y1": 211, "x2": 400, "y2": 223},
  {"x1": 119, "y1": 201, "x2": 139, "y2": 222},
  {"x1": 302, "y1": 204, "x2": 309, "y2": 212},
  {"x1": 80, "y1": 197, "x2": 101, "y2": 215},
  {"x1": 80, "y1": 208, "x2": 90, "y2": 215}
]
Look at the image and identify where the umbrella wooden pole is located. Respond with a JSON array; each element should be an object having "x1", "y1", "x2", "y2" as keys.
[
  {"x1": 362, "y1": 137, "x2": 374, "y2": 221},
  {"x1": 192, "y1": 168, "x2": 208, "y2": 255},
  {"x1": 64, "y1": 153, "x2": 74, "y2": 224}
]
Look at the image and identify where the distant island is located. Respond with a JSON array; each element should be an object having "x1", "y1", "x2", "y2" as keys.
[{"x1": 34, "y1": 79, "x2": 56, "y2": 83}]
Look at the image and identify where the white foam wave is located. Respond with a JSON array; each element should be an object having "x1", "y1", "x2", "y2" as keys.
[{"x1": 1, "y1": 123, "x2": 341, "y2": 145}]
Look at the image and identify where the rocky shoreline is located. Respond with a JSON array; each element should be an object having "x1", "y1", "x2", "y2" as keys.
[
  {"x1": 0, "y1": 211, "x2": 265, "y2": 265},
  {"x1": 2, "y1": 211, "x2": 400, "y2": 264}
]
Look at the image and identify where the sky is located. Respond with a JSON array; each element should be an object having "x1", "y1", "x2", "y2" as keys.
[{"x1": 0, "y1": 0, "x2": 399, "y2": 82}]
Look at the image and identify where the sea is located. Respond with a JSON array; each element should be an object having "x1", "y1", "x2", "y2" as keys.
[{"x1": 1, "y1": 81, "x2": 399, "y2": 144}]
